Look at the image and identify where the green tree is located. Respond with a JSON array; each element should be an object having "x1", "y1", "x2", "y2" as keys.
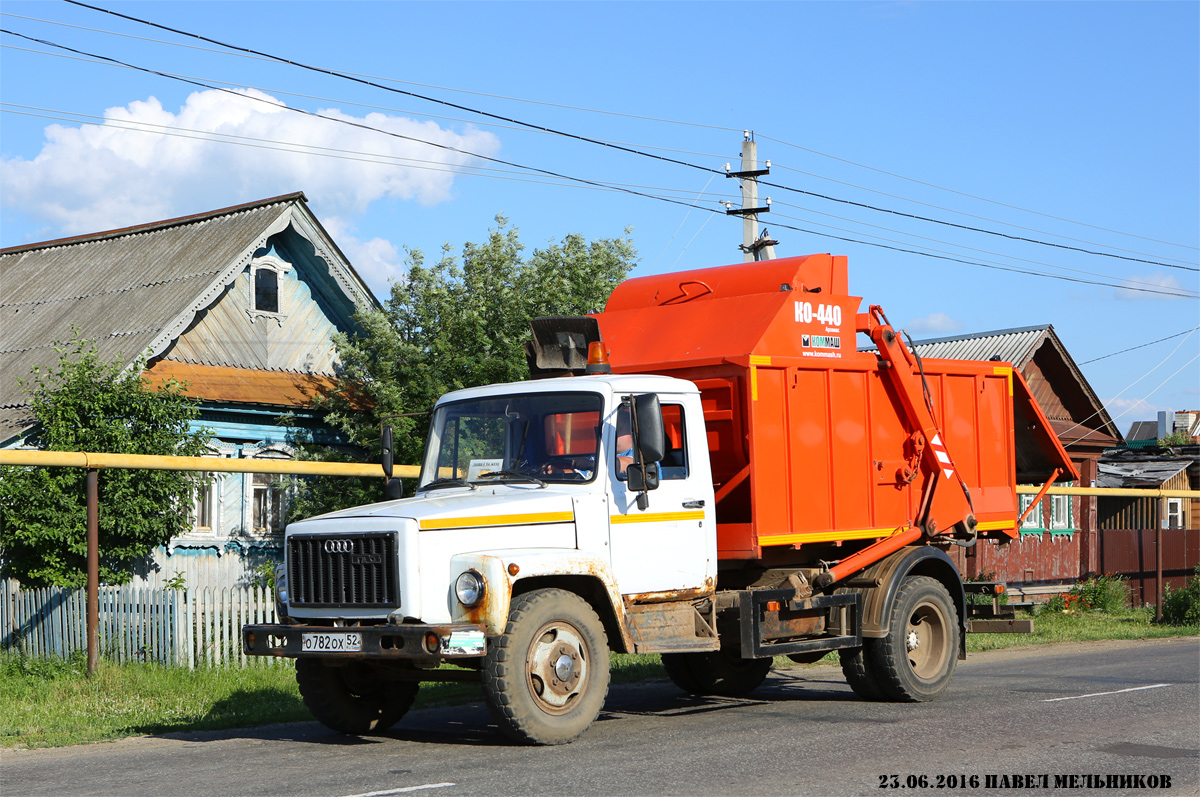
[
  {"x1": 0, "y1": 333, "x2": 211, "y2": 587},
  {"x1": 288, "y1": 217, "x2": 637, "y2": 518}
]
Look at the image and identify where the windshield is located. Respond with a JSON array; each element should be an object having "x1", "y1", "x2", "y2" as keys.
[{"x1": 419, "y1": 392, "x2": 605, "y2": 489}]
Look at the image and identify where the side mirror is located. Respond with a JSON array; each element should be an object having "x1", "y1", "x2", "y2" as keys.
[
  {"x1": 385, "y1": 478, "x2": 404, "y2": 501},
  {"x1": 632, "y1": 393, "x2": 665, "y2": 463},
  {"x1": 381, "y1": 425, "x2": 395, "y2": 479},
  {"x1": 626, "y1": 462, "x2": 659, "y2": 493}
]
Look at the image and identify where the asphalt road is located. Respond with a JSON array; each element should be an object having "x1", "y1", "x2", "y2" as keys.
[{"x1": 4, "y1": 638, "x2": 1198, "y2": 797}]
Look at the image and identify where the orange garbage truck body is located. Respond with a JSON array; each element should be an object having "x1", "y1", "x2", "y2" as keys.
[{"x1": 596, "y1": 253, "x2": 1076, "y2": 567}]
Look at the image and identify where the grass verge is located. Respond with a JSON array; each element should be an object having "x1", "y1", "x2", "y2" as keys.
[{"x1": 3, "y1": 609, "x2": 1195, "y2": 750}]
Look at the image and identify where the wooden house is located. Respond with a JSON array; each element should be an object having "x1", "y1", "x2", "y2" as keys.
[
  {"x1": 903, "y1": 325, "x2": 1123, "y2": 599},
  {"x1": 0, "y1": 193, "x2": 380, "y2": 588}
]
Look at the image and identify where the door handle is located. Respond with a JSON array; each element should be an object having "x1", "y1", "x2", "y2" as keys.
[{"x1": 682, "y1": 500, "x2": 705, "y2": 509}]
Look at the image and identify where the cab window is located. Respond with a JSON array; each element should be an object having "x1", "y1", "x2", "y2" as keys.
[{"x1": 615, "y1": 403, "x2": 688, "y2": 480}]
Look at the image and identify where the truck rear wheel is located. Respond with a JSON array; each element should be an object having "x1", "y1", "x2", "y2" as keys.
[
  {"x1": 295, "y1": 659, "x2": 418, "y2": 735},
  {"x1": 869, "y1": 575, "x2": 959, "y2": 702},
  {"x1": 839, "y1": 647, "x2": 886, "y2": 701},
  {"x1": 482, "y1": 588, "x2": 610, "y2": 745},
  {"x1": 661, "y1": 649, "x2": 772, "y2": 697}
]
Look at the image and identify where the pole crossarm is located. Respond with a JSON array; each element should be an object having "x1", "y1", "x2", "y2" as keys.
[
  {"x1": 1015, "y1": 484, "x2": 1199, "y2": 499},
  {"x1": 0, "y1": 449, "x2": 421, "y2": 480}
]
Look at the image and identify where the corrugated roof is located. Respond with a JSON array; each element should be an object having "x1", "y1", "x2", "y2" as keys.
[
  {"x1": 1098, "y1": 459, "x2": 1190, "y2": 489},
  {"x1": 0, "y1": 193, "x2": 376, "y2": 446},
  {"x1": 905, "y1": 325, "x2": 1051, "y2": 365}
]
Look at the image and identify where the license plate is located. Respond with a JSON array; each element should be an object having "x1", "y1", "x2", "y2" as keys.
[{"x1": 301, "y1": 632, "x2": 363, "y2": 653}]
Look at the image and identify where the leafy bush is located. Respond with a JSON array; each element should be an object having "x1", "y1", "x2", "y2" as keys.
[
  {"x1": 1161, "y1": 564, "x2": 1200, "y2": 626},
  {"x1": 1067, "y1": 573, "x2": 1129, "y2": 614},
  {"x1": 1043, "y1": 593, "x2": 1067, "y2": 613}
]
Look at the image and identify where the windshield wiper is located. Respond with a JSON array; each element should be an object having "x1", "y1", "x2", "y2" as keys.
[
  {"x1": 420, "y1": 478, "x2": 477, "y2": 492},
  {"x1": 478, "y1": 469, "x2": 546, "y2": 488}
]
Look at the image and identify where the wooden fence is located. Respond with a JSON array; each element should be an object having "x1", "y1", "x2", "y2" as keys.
[{"x1": 0, "y1": 582, "x2": 281, "y2": 668}]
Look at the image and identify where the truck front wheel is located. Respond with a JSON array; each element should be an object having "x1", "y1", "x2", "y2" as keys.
[
  {"x1": 869, "y1": 575, "x2": 959, "y2": 702},
  {"x1": 295, "y1": 659, "x2": 419, "y2": 735},
  {"x1": 661, "y1": 649, "x2": 772, "y2": 697},
  {"x1": 482, "y1": 588, "x2": 610, "y2": 745}
]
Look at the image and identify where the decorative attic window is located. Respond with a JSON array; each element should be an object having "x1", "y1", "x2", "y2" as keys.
[{"x1": 247, "y1": 254, "x2": 292, "y2": 325}]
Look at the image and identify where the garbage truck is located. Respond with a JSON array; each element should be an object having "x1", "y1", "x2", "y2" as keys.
[{"x1": 243, "y1": 254, "x2": 1076, "y2": 745}]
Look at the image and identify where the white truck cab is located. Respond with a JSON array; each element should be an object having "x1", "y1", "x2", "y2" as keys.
[{"x1": 246, "y1": 374, "x2": 724, "y2": 745}]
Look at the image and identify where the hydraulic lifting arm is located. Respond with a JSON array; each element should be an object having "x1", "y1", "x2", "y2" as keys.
[{"x1": 813, "y1": 306, "x2": 976, "y2": 589}]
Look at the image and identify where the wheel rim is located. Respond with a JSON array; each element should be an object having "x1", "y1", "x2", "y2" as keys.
[
  {"x1": 525, "y1": 621, "x2": 589, "y2": 714},
  {"x1": 904, "y1": 599, "x2": 949, "y2": 681}
]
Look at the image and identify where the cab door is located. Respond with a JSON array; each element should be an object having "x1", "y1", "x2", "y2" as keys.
[{"x1": 607, "y1": 396, "x2": 715, "y2": 596}]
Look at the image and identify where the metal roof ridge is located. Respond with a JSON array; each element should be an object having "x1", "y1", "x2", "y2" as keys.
[
  {"x1": 905, "y1": 324, "x2": 1052, "y2": 348},
  {"x1": 0, "y1": 192, "x2": 308, "y2": 256}
]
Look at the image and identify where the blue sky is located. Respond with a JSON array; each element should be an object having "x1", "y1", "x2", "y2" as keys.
[{"x1": 2, "y1": 1, "x2": 1197, "y2": 433}]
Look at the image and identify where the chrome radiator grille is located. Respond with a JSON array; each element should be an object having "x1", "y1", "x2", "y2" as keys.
[{"x1": 288, "y1": 533, "x2": 398, "y2": 608}]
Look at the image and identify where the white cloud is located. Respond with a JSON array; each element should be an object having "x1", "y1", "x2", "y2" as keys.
[
  {"x1": 323, "y1": 216, "x2": 403, "y2": 292},
  {"x1": 903, "y1": 312, "x2": 962, "y2": 336},
  {"x1": 1104, "y1": 397, "x2": 1170, "y2": 428},
  {"x1": 1115, "y1": 272, "x2": 1188, "y2": 301},
  {"x1": 0, "y1": 88, "x2": 500, "y2": 236}
]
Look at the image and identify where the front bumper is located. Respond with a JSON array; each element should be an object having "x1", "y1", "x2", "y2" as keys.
[{"x1": 243, "y1": 622, "x2": 487, "y2": 664}]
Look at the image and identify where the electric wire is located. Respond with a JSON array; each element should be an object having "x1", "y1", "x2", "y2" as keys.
[
  {"x1": 769, "y1": 161, "x2": 1198, "y2": 266},
  {"x1": 1058, "y1": 329, "x2": 1199, "y2": 437},
  {"x1": 16, "y1": 9, "x2": 1195, "y2": 261},
  {"x1": 1078, "y1": 328, "x2": 1200, "y2": 365},
  {"x1": 5, "y1": 9, "x2": 742, "y2": 133},
  {"x1": 2, "y1": 28, "x2": 1193, "y2": 298},
  {"x1": 760, "y1": 133, "x2": 1199, "y2": 252},
  {"x1": 56, "y1": 0, "x2": 1197, "y2": 272},
  {"x1": 768, "y1": 200, "x2": 1194, "y2": 294},
  {"x1": 0, "y1": 40, "x2": 735, "y2": 162},
  {"x1": 0, "y1": 105, "x2": 739, "y2": 203}
]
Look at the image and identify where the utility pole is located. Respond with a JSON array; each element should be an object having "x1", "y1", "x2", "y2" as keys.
[{"x1": 724, "y1": 131, "x2": 777, "y2": 261}]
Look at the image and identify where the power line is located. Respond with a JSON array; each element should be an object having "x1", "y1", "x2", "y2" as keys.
[
  {"x1": 770, "y1": 161, "x2": 1198, "y2": 267},
  {"x1": 1078, "y1": 328, "x2": 1200, "y2": 365},
  {"x1": 17, "y1": 8, "x2": 1197, "y2": 260},
  {"x1": 0, "y1": 39, "x2": 734, "y2": 163},
  {"x1": 57, "y1": 0, "x2": 1198, "y2": 273},
  {"x1": 3, "y1": 28, "x2": 1194, "y2": 299},
  {"x1": 769, "y1": 205, "x2": 1197, "y2": 297},
  {"x1": 3, "y1": 9, "x2": 742, "y2": 134},
  {"x1": 759, "y1": 133, "x2": 1199, "y2": 253}
]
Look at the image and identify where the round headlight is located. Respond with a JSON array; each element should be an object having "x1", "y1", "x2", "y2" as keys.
[{"x1": 455, "y1": 570, "x2": 485, "y2": 607}]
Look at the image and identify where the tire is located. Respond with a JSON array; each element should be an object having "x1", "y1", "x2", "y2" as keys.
[
  {"x1": 295, "y1": 659, "x2": 418, "y2": 735},
  {"x1": 661, "y1": 649, "x2": 772, "y2": 697},
  {"x1": 868, "y1": 575, "x2": 960, "y2": 702},
  {"x1": 839, "y1": 646, "x2": 886, "y2": 701},
  {"x1": 482, "y1": 588, "x2": 610, "y2": 745}
]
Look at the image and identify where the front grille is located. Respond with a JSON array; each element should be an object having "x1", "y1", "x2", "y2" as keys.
[{"x1": 288, "y1": 533, "x2": 399, "y2": 608}]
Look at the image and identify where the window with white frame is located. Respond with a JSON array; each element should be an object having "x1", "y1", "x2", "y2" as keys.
[
  {"x1": 252, "y1": 473, "x2": 285, "y2": 534},
  {"x1": 1049, "y1": 483, "x2": 1075, "y2": 533},
  {"x1": 194, "y1": 472, "x2": 217, "y2": 533},
  {"x1": 1019, "y1": 492, "x2": 1042, "y2": 531},
  {"x1": 247, "y1": 254, "x2": 292, "y2": 323},
  {"x1": 1167, "y1": 498, "x2": 1184, "y2": 529}
]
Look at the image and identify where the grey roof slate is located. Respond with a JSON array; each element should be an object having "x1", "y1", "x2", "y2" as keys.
[
  {"x1": 1125, "y1": 420, "x2": 1159, "y2": 441},
  {"x1": 1097, "y1": 459, "x2": 1190, "y2": 489},
  {"x1": 0, "y1": 193, "x2": 376, "y2": 446}
]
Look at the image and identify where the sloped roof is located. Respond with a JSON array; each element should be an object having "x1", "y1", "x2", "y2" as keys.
[
  {"x1": 1098, "y1": 458, "x2": 1191, "y2": 489},
  {"x1": 1126, "y1": 420, "x2": 1159, "y2": 441},
  {"x1": 900, "y1": 325, "x2": 1051, "y2": 365},
  {"x1": 0, "y1": 193, "x2": 377, "y2": 445},
  {"x1": 871, "y1": 324, "x2": 1121, "y2": 447}
]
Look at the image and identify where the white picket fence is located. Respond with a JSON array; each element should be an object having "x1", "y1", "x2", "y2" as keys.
[{"x1": 0, "y1": 582, "x2": 282, "y2": 668}]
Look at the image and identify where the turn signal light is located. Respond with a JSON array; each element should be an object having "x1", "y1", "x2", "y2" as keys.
[
  {"x1": 585, "y1": 341, "x2": 612, "y2": 374},
  {"x1": 424, "y1": 632, "x2": 440, "y2": 654}
]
